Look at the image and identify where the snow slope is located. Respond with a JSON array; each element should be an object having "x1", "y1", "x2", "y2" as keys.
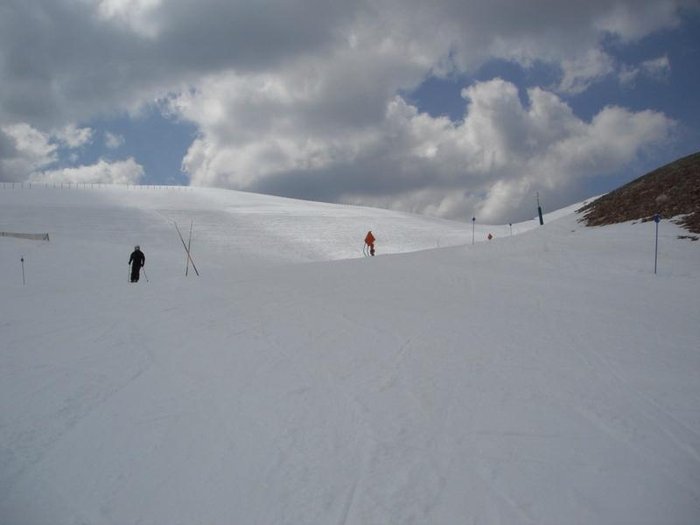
[{"x1": 1, "y1": 185, "x2": 699, "y2": 525}]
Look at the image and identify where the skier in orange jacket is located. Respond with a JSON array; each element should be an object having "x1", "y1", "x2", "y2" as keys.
[{"x1": 364, "y1": 231, "x2": 376, "y2": 256}]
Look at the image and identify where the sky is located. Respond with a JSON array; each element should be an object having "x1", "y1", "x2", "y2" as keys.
[{"x1": 1, "y1": 0, "x2": 699, "y2": 223}]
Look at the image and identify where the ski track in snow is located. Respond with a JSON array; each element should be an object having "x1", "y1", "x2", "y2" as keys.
[{"x1": 1, "y1": 186, "x2": 699, "y2": 524}]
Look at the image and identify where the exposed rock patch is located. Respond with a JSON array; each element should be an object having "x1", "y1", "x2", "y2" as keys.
[{"x1": 578, "y1": 151, "x2": 700, "y2": 236}]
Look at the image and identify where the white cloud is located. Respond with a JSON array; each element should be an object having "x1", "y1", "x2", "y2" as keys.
[
  {"x1": 53, "y1": 124, "x2": 94, "y2": 148},
  {"x1": 1, "y1": 0, "x2": 691, "y2": 127},
  {"x1": 0, "y1": 124, "x2": 58, "y2": 182},
  {"x1": 0, "y1": 123, "x2": 143, "y2": 185},
  {"x1": 641, "y1": 55, "x2": 672, "y2": 80},
  {"x1": 351, "y1": 83, "x2": 674, "y2": 222},
  {"x1": 176, "y1": 77, "x2": 674, "y2": 223},
  {"x1": 0, "y1": 123, "x2": 94, "y2": 181},
  {"x1": 594, "y1": 1, "x2": 685, "y2": 41},
  {"x1": 105, "y1": 131, "x2": 125, "y2": 149},
  {"x1": 620, "y1": 55, "x2": 671, "y2": 86},
  {"x1": 619, "y1": 65, "x2": 640, "y2": 85},
  {"x1": 557, "y1": 49, "x2": 616, "y2": 94},
  {"x1": 30, "y1": 158, "x2": 145, "y2": 185},
  {"x1": 92, "y1": 0, "x2": 163, "y2": 38},
  {"x1": 0, "y1": 1, "x2": 693, "y2": 219}
]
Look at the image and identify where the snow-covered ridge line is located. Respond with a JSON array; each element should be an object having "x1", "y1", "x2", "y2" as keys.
[{"x1": 0, "y1": 183, "x2": 526, "y2": 271}]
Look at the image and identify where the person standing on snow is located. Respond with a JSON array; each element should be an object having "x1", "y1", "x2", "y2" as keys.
[
  {"x1": 364, "y1": 230, "x2": 376, "y2": 256},
  {"x1": 128, "y1": 245, "x2": 145, "y2": 282}
]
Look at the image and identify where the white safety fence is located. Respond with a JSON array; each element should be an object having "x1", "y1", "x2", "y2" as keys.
[{"x1": 0, "y1": 232, "x2": 50, "y2": 241}]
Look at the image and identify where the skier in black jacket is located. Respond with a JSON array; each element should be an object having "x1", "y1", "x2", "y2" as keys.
[{"x1": 128, "y1": 245, "x2": 145, "y2": 282}]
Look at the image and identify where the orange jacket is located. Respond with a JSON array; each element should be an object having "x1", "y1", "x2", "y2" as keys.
[{"x1": 364, "y1": 231, "x2": 375, "y2": 245}]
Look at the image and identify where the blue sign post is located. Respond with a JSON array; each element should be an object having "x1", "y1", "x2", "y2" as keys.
[{"x1": 654, "y1": 213, "x2": 661, "y2": 274}]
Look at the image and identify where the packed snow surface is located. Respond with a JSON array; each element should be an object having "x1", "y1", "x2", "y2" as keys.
[{"x1": 1, "y1": 185, "x2": 699, "y2": 525}]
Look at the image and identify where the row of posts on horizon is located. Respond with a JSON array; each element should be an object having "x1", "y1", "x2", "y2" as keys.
[
  {"x1": 0, "y1": 182, "x2": 189, "y2": 191},
  {"x1": 470, "y1": 192, "x2": 545, "y2": 245},
  {"x1": 469, "y1": 194, "x2": 662, "y2": 275}
]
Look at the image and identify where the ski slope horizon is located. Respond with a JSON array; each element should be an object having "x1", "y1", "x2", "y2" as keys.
[
  {"x1": 0, "y1": 183, "x2": 563, "y2": 271},
  {"x1": 1, "y1": 185, "x2": 699, "y2": 524}
]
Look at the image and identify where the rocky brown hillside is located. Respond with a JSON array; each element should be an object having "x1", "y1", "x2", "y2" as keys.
[{"x1": 578, "y1": 151, "x2": 700, "y2": 237}]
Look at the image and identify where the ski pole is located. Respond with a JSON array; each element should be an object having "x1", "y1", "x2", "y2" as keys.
[
  {"x1": 21, "y1": 257, "x2": 25, "y2": 285},
  {"x1": 142, "y1": 268, "x2": 149, "y2": 282}
]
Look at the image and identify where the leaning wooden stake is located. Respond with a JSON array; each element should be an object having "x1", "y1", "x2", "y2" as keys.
[
  {"x1": 174, "y1": 221, "x2": 200, "y2": 276},
  {"x1": 185, "y1": 220, "x2": 193, "y2": 276}
]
